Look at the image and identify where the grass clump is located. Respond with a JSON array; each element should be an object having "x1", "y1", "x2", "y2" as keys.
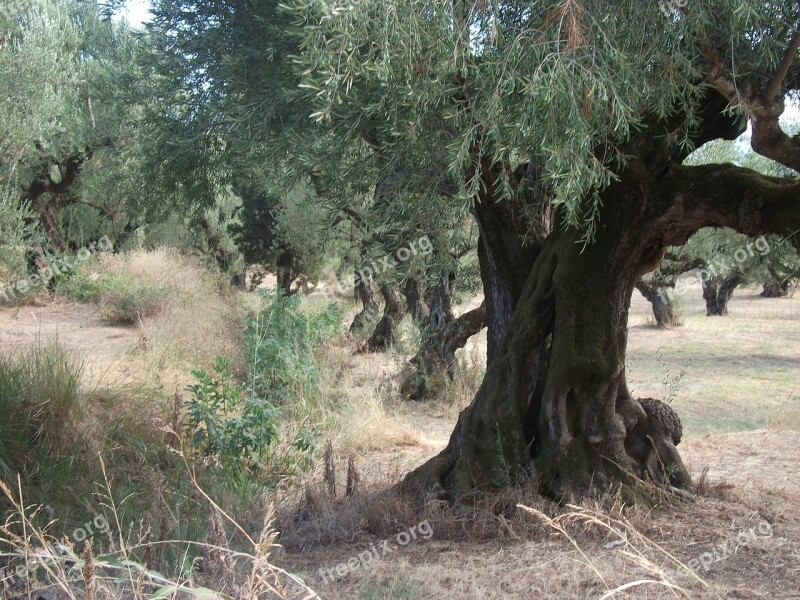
[
  {"x1": 0, "y1": 342, "x2": 82, "y2": 480},
  {"x1": 58, "y1": 255, "x2": 169, "y2": 326}
]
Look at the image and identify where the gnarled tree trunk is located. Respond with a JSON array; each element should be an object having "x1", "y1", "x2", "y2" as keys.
[
  {"x1": 401, "y1": 275, "x2": 430, "y2": 325},
  {"x1": 702, "y1": 273, "x2": 741, "y2": 316},
  {"x1": 403, "y1": 213, "x2": 689, "y2": 501},
  {"x1": 401, "y1": 102, "x2": 800, "y2": 504},
  {"x1": 400, "y1": 273, "x2": 486, "y2": 400},
  {"x1": 350, "y1": 275, "x2": 380, "y2": 332},
  {"x1": 366, "y1": 283, "x2": 406, "y2": 350},
  {"x1": 761, "y1": 281, "x2": 789, "y2": 297},
  {"x1": 761, "y1": 262, "x2": 791, "y2": 297},
  {"x1": 636, "y1": 282, "x2": 678, "y2": 328}
]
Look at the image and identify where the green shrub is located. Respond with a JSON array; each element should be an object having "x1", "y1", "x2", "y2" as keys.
[
  {"x1": 186, "y1": 356, "x2": 279, "y2": 463},
  {"x1": 185, "y1": 355, "x2": 320, "y2": 479},
  {"x1": 184, "y1": 292, "x2": 340, "y2": 479},
  {"x1": 0, "y1": 343, "x2": 82, "y2": 480},
  {"x1": 245, "y1": 290, "x2": 341, "y2": 405}
]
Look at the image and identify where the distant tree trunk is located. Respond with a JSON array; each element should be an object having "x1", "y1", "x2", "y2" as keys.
[
  {"x1": 275, "y1": 252, "x2": 300, "y2": 296},
  {"x1": 761, "y1": 263, "x2": 790, "y2": 297},
  {"x1": 400, "y1": 299, "x2": 486, "y2": 400},
  {"x1": 761, "y1": 281, "x2": 789, "y2": 297},
  {"x1": 635, "y1": 282, "x2": 677, "y2": 327},
  {"x1": 367, "y1": 284, "x2": 406, "y2": 350},
  {"x1": 30, "y1": 196, "x2": 66, "y2": 252},
  {"x1": 23, "y1": 150, "x2": 94, "y2": 253},
  {"x1": 350, "y1": 275, "x2": 380, "y2": 332},
  {"x1": 277, "y1": 267, "x2": 295, "y2": 296},
  {"x1": 400, "y1": 274, "x2": 456, "y2": 398},
  {"x1": 198, "y1": 216, "x2": 246, "y2": 289},
  {"x1": 401, "y1": 275, "x2": 430, "y2": 325},
  {"x1": 336, "y1": 256, "x2": 351, "y2": 281},
  {"x1": 702, "y1": 273, "x2": 742, "y2": 316}
]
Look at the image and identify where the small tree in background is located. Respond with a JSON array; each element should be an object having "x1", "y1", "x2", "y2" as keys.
[{"x1": 229, "y1": 180, "x2": 333, "y2": 295}]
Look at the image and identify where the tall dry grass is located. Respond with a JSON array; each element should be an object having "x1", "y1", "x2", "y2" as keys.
[{"x1": 60, "y1": 247, "x2": 245, "y2": 386}]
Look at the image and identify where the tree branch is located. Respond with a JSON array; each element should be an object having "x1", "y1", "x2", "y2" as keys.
[
  {"x1": 765, "y1": 29, "x2": 800, "y2": 103},
  {"x1": 657, "y1": 164, "x2": 800, "y2": 250}
]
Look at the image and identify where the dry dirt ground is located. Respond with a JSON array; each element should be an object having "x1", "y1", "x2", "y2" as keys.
[
  {"x1": 1, "y1": 282, "x2": 799, "y2": 599},
  {"x1": 0, "y1": 302, "x2": 141, "y2": 386}
]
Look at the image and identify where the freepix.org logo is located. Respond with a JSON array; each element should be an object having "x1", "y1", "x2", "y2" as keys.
[
  {"x1": 658, "y1": 0, "x2": 687, "y2": 18},
  {"x1": 317, "y1": 520, "x2": 433, "y2": 583},
  {"x1": 0, "y1": 236, "x2": 114, "y2": 304}
]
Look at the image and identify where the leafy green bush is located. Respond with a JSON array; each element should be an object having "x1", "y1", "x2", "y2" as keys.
[
  {"x1": 186, "y1": 356, "x2": 279, "y2": 463},
  {"x1": 0, "y1": 343, "x2": 82, "y2": 480},
  {"x1": 245, "y1": 290, "x2": 341, "y2": 404},
  {"x1": 184, "y1": 292, "x2": 340, "y2": 477}
]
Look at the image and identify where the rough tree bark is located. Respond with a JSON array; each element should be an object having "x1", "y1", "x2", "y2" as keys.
[
  {"x1": 366, "y1": 283, "x2": 406, "y2": 350},
  {"x1": 401, "y1": 94, "x2": 800, "y2": 504},
  {"x1": 349, "y1": 275, "x2": 380, "y2": 332},
  {"x1": 636, "y1": 254, "x2": 704, "y2": 327},
  {"x1": 471, "y1": 159, "x2": 546, "y2": 364},
  {"x1": 702, "y1": 272, "x2": 742, "y2": 316},
  {"x1": 401, "y1": 275, "x2": 430, "y2": 326},
  {"x1": 400, "y1": 274, "x2": 487, "y2": 400},
  {"x1": 23, "y1": 150, "x2": 93, "y2": 252},
  {"x1": 761, "y1": 260, "x2": 792, "y2": 297},
  {"x1": 400, "y1": 301, "x2": 486, "y2": 400}
]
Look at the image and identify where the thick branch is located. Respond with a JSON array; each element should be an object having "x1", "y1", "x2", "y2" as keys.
[
  {"x1": 657, "y1": 164, "x2": 800, "y2": 247},
  {"x1": 441, "y1": 301, "x2": 487, "y2": 357},
  {"x1": 702, "y1": 31, "x2": 800, "y2": 172}
]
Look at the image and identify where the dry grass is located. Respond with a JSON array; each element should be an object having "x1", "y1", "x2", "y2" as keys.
[
  {"x1": 3, "y1": 259, "x2": 800, "y2": 600},
  {"x1": 0, "y1": 462, "x2": 320, "y2": 600},
  {"x1": 626, "y1": 280, "x2": 800, "y2": 436},
  {"x1": 102, "y1": 248, "x2": 245, "y2": 384},
  {"x1": 272, "y1": 281, "x2": 800, "y2": 599},
  {"x1": 316, "y1": 337, "x2": 419, "y2": 455}
]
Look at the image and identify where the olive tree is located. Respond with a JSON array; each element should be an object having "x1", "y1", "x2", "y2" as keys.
[{"x1": 287, "y1": 0, "x2": 800, "y2": 502}]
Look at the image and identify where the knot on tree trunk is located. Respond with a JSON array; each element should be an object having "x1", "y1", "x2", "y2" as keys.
[{"x1": 625, "y1": 398, "x2": 692, "y2": 491}]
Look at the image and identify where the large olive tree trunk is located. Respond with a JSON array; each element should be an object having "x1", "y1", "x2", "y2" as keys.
[{"x1": 402, "y1": 109, "x2": 800, "y2": 503}]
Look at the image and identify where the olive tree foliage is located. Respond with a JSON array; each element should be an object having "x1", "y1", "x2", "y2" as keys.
[
  {"x1": 282, "y1": 0, "x2": 800, "y2": 502},
  {"x1": 228, "y1": 180, "x2": 332, "y2": 293},
  {"x1": 135, "y1": 0, "x2": 371, "y2": 289},
  {"x1": 0, "y1": 0, "x2": 143, "y2": 257},
  {"x1": 140, "y1": 0, "x2": 482, "y2": 337}
]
